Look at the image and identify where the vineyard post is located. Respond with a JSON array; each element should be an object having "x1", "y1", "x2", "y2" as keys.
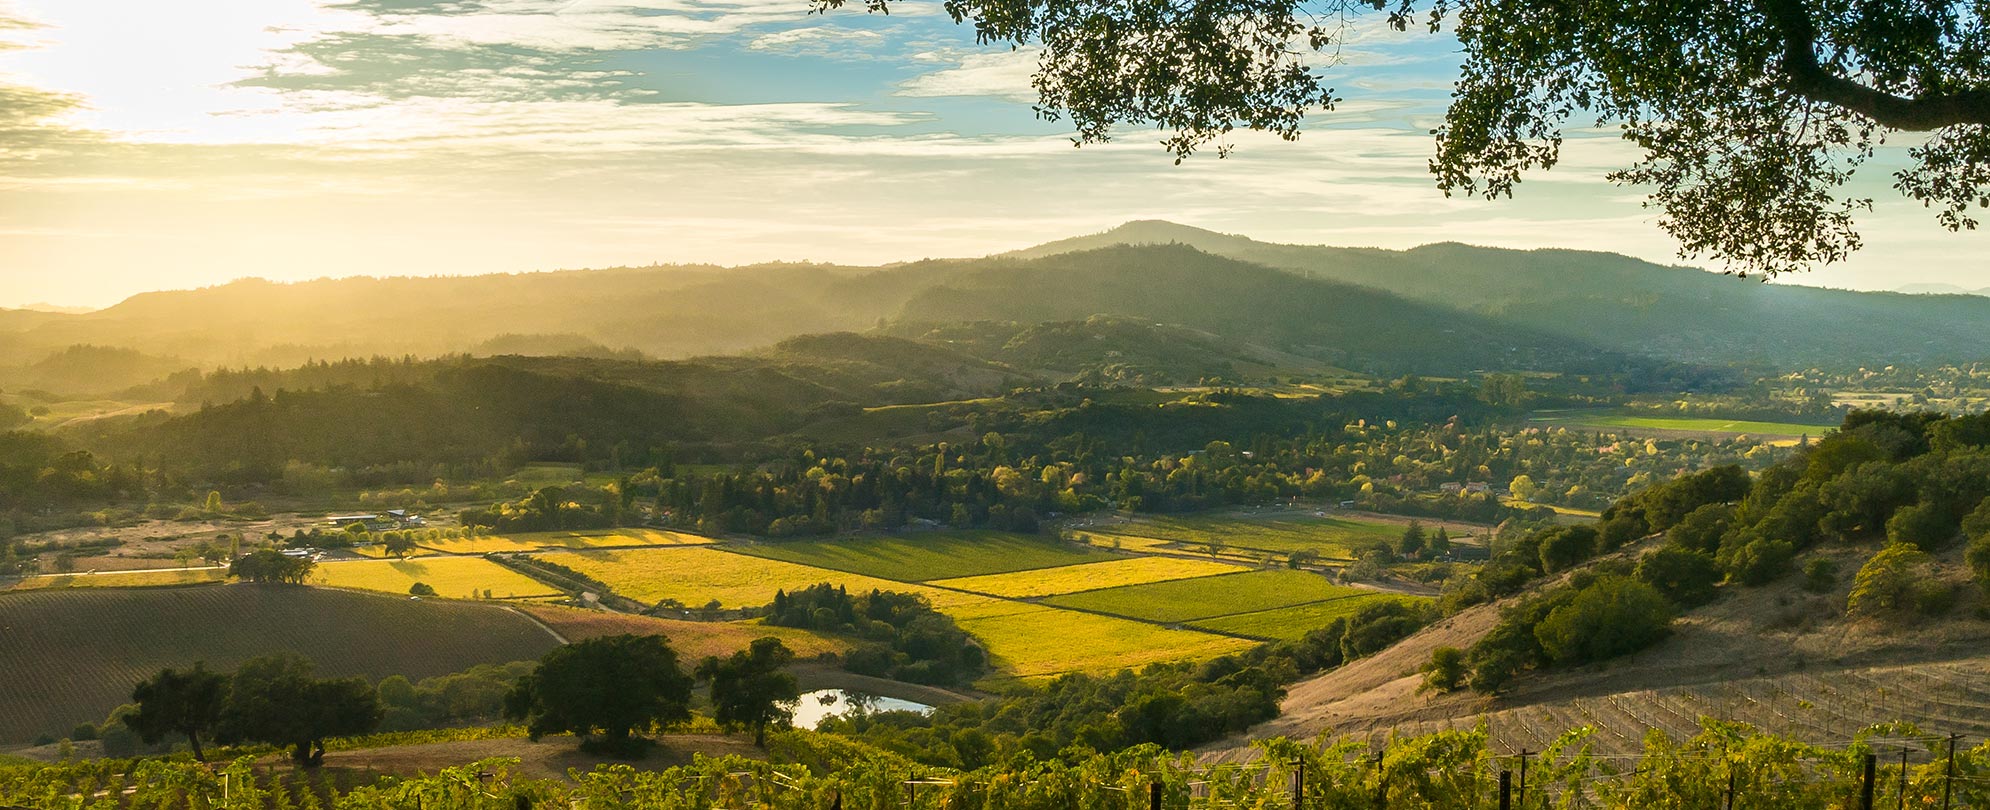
[
  {"x1": 1292, "y1": 757, "x2": 1306, "y2": 810},
  {"x1": 1899, "y1": 747, "x2": 1909, "y2": 810},
  {"x1": 1498, "y1": 770, "x2": 1511, "y2": 810},
  {"x1": 1942, "y1": 734, "x2": 1959, "y2": 810},
  {"x1": 1861, "y1": 753, "x2": 1877, "y2": 810},
  {"x1": 1151, "y1": 781, "x2": 1162, "y2": 810},
  {"x1": 1517, "y1": 750, "x2": 1529, "y2": 809},
  {"x1": 1725, "y1": 760, "x2": 1736, "y2": 810},
  {"x1": 1371, "y1": 751, "x2": 1385, "y2": 810},
  {"x1": 832, "y1": 790, "x2": 842, "y2": 810}
]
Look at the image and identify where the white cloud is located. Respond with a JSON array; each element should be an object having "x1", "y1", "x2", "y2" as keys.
[
  {"x1": 896, "y1": 48, "x2": 1036, "y2": 101},
  {"x1": 745, "y1": 25, "x2": 884, "y2": 58}
]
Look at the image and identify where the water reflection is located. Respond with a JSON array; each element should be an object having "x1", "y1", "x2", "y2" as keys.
[{"x1": 784, "y1": 689, "x2": 934, "y2": 730}]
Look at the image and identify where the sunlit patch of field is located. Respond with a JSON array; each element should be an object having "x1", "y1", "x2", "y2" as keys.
[
  {"x1": 311, "y1": 557, "x2": 562, "y2": 600},
  {"x1": 1080, "y1": 511, "x2": 1409, "y2": 559},
  {"x1": 945, "y1": 600, "x2": 1255, "y2": 681},
  {"x1": 929, "y1": 556, "x2": 1245, "y2": 598},
  {"x1": 423, "y1": 528, "x2": 714, "y2": 555},
  {"x1": 5, "y1": 568, "x2": 226, "y2": 591},
  {"x1": 1530, "y1": 410, "x2": 1831, "y2": 439},
  {"x1": 550, "y1": 546, "x2": 985, "y2": 609},
  {"x1": 728, "y1": 531, "x2": 1115, "y2": 582},
  {"x1": 1190, "y1": 593, "x2": 1431, "y2": 641},
  {"x1": 517, "y1": 604, "x2": 846, "y2": 660},
  {"x1": 1042, "y1": 569, "x2": 1364, "y2": 624}
]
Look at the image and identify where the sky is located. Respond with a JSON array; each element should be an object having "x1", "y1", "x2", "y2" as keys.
[{"x1": 0, "y1": 0, "x2": 1982, "y2": 309}]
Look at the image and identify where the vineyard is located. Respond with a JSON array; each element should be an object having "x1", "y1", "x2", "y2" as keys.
[
  {"x1": 1192, "y1": 593, "x2": 1430, "y2": 640},
  {"x1": 516, "y1": 604, "x2": 847, "y2": 660},
  {"x1": 0, "y1": 585, "x2": 561, "y2": 744},
  {"x1": 5, "y1": 569, "x2": 226, "y2": 591},
  {"x1": 1076, "y1": 510, "x2": 1430, "y2": 559},
  {"x1": 729, "y1": 531, "x2": 1115, "y2": 581},
  {"x1": 9, "y1": 722, "x2": 1990, "y2": 809},
  {"x1": 929, "y1": 556, "x2": 1244, "y2": 598},
  {"x1": 1041, "y1": 569, "x2": 1371, "y2": 623}
]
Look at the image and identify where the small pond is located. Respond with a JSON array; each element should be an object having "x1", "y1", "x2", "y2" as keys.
[{"x1": 785, "y1": 689, "x2": 934, "y2": 730}]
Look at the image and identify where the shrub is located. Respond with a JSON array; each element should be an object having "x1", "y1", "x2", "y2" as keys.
[
  {"x1": 1534, "y1": 576, "x2": 1672, "y2": 666},
  {"x1": 1636, "y1": 546, "x2": 1721, "y2": 607},
  {"x1": 1848, "y1": 543, "x2": 1939, "y2": 617},
  {"x1": 1421, "y1": 646, "x2": 1466, "y2": 693},
  {"x1": 1886, "y1": 501, "x2": 1958, "y2": 550},
  {"x1": 1801, "y1": 558, "x2": 1838, "y2": 593}
]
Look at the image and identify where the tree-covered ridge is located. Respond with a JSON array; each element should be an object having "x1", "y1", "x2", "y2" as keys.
[
  {"x1": 1020, "y1": 221, "x2": 1990, "y2": 367},
  {"x1": 1425, "y1": 409, "x2": 1990, "y2": 693},
  {"x1": 765, "y1": 584, "x2": 987, "y2": 686}
]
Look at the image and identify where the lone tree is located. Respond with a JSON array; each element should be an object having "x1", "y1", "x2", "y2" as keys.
[
  {"x1": 819, "y1": 0, "x2": 1990, "y2": 275},
  {"x1": 504, "y1": 634, "x2": 693, "y2": 757},
  {"x1": 214, "y1": 655, "x2": 382, "y2": 766},
  {"x1": 696, "y1": 637, "x2": 801, "y2": 747},
  {"x1": 125, "y1": 663, "x2": 228, "y2": 761}
]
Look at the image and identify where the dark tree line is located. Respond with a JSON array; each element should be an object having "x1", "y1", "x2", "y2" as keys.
[{"x1": 767, "y1": 585, "x2": 987, "y2": 686}]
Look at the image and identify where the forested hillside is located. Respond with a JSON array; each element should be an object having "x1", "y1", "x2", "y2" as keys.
[{"x1": 1021, "y1": 221, "x2": 1990, "y2": 367}]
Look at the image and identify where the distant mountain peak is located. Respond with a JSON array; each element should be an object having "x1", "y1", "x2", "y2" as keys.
[{"x1": 1003, "y1": 220, "x2": 1270, "y2": 260}]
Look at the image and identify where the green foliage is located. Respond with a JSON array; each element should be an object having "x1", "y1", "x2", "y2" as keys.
[
  {"x1": 1848, "y1": 543, "x2": 1944, "y2": 618},
  {"x1": 503, "y1": 634, "x2": 692, "y2": 756},
  {"x1": 408, "y1": 581, "x2": 437, "y2": 597},
  {"x1": 1421, "y1": 646, "x2": 1466, "y2": 693},
  {"x1": 1534, "y1": 576, "x2": 1672, "y2": 666},
  {"x1": 213, "y1": 654, "x2": 383, "y2": 766},
  {"x1": 124, "y1": 663, "x2": 227, "y2": 761},
  {"x1": 1802, "y1": 557, "x2": 1839, "y2": 593},
  {"x1": 229, "y1": 550, "x2": 315, "y2": 584},
  {"x1": 766, "y1": 585, "x2": 986, "y2": 686},
  {"x1": 696, "y1": 637, "x2": 800, "y2": 746},
  {"x1": 1635, "y1": 546, "x2": 1721, "y2": 607}
]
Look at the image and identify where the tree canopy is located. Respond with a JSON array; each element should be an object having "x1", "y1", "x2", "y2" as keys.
[
  {"x1": 696, "y1": 637, "x2": 801, "y2": 747},
  {"x1": 124, "y1": 663, "x2": 227, "y2": 761},
  {"x1": 212, "y1": 655, "x2": 381, "y2": 766},
  {"x1": 503, "y1": 634, "x2": 694, "y2": 757},
  {"x1": 819, "y1": 0, "x2": 1989, "y2": 275}
]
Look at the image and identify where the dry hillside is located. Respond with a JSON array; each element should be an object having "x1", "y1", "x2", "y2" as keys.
[{"x1": 1205, "y1": 540, "x2": 1990, "y2": 759}]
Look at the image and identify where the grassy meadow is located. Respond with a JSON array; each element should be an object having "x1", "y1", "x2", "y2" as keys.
[
  {"x1": 1042, "y1": 569, "x2": 1363, "y2": 623},
  {"x1": 5, "y1": 568, "x2": 227, "y2": 591},
  {"x1": 729, "y1": 531, "x2": 1115, "y2": 581},
  {"x1": 1530, "y1": 410, "x2": 1832, "y2": 438},
  {"x1": 1082, "y1": 511, "x2": 1409, "y2": 559},
  {"x1": 941, "y1": 600, "x2": 1255, "y2": 679},
  {"x1": 929, "y1": 556, "x2": 1244, "y2": 598},
  {"x1": 311, "y1": 557, "x2": 563, "y2": 600},
  {"x1": 549, "y1": 546, "x2": 985, "y2": 609},
  {"x1": 1190, "y1": 593, "x2": 1431, "y2": 640}
]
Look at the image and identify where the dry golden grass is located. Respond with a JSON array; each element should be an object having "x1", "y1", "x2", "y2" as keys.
[
  {"x1": 518, "y1": 604, "x2": 846, "y2": 660},
  {"x1": 948, "y1": 600, "x2": 1256, "y2": 681},
  {"x1": 311, "y1": 557, "x2": 562, "y2": 600},
  {"x1": 929, "y1": 556, "x2": 1245, "y2": 598},
  {"x1": 550, "y1": 547, "x2": 987, "y2": 609},
  {"x1": 5, "y1": 568, "x2": 226, "y2": 591}
]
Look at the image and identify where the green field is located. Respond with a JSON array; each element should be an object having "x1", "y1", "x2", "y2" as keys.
[
  {"x1": 1191, "y1": 593, "x2": 1431, "y2": 640},
  {"x1": 553, "y1": 546, "x2": 1249, "y2": 680},
  {"x1": 0, "y1": 585, "x2": 561, "y2": 744},
  {"x1": 929, "y1": 556, "x2": 1245, "y2": 598},
  {"x1": 312, "y1": 557, "x2": 563, "y2": 600},
  {"x1": 6, "y1": 568, "x2": 227, "y2": 591},
  {"x1": 551, "y1": 546, "x2": 987, "y2": 609},
  {"x1": 1042, "y1": 569, "x2": 1362, "y2": 623},
  {"x1": 943, "y1": 600, "x2": 1255, "y2": 679},
  {"x1": 728, "y1": 531, "x2": 1116, "y2": 582},
  {"x1": 1532, "y1": 411, "x2": 1832, "y2": 438},
  {"x1": 418, "y1": 528, "x2": 714, "y2": 555},
  {"x1": 1082, "y1": 511, "x2": 1409, "y2": 559}
]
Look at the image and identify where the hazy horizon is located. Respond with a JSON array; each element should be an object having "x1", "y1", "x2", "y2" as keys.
[{"x1": 2, "y1": 0, "x2": 1985, "y2": 309}]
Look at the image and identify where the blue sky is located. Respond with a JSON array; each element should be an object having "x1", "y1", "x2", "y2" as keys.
[{"x1": 0, "y1": 0, "x2": 1982, "y2": 308}]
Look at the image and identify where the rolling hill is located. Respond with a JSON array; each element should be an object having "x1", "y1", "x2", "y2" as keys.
[
  {"x1": 0, "y1": 584, "x2": 562, "y2": 744},
  {"x1": 1017, "y1": 221, "x2": 1990, "y2": 367}
]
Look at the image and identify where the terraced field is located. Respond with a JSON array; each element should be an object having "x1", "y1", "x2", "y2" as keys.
[
  {"x1": 1043, "y1": 569, "x2": 1360, "y2": 623},
  {"x1": 312, "y1": 557, "x2": 562, "y2": 600},
  {"x1": 5, "y1": 568, "x2": 226, "y2": 591},
  {"x1": 1191, "y1": 593, "x2": 1430, "y2": 640},
  {"x1": 930, "y1": 556, "x2": 1245, "y2": 598},
  {"x1": 731, "y1": 531, "x2": 1115, "y2": 581},
  {"x1": 0, "y1": 585, "x2": 560, "y2": 744}
]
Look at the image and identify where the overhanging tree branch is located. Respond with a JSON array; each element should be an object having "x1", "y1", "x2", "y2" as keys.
[{"x1": 1761, "y1": 0, "x2": 1990, "y2": 129}]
